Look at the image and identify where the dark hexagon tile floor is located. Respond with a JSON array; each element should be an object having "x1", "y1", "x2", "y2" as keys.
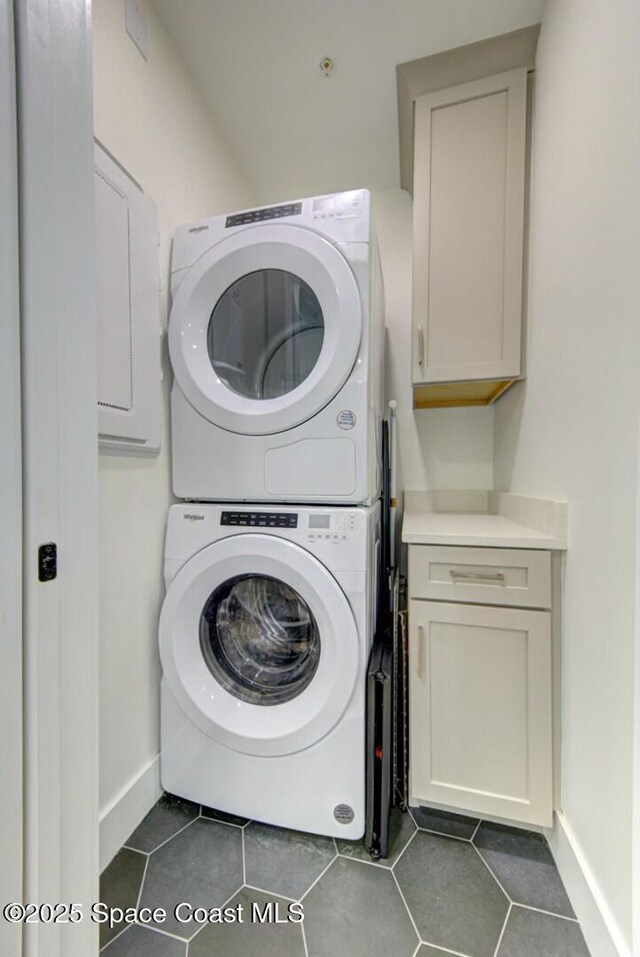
[
  {"x1": 395, "y1": 830, "x2": 509, "y2": 957},
  {"x1": 100, "y1": 795, "x2": 591, "y2": 956},
  {"x1": 474, "y1": 821, "x2": 575, "y2": 917},
  {"x1": 303, "y1": 857, "x2": 418, "y2": 957},
  {"x1": 125, "y1": 793, "x2": 199, "y2": 854},
  {"x1": 497, "y1": 906, "x2": 591, "y2": 957},
  {"x1": 138, "y1": 818, "x2": 243, "y2": 938},
  {"x1": 98, "y1": 847, "x2": 147, "y2": 948},
  {"x1": 244, "y1": 821, "x2": 336, "y2": 899},
  {"x1": 102, "y1": 924, "x2": 185, "y2": 956},
  {"x1": 336, "y1": 806, "x2": 416, "y2": 867},
  {"x1": 189, "y1": 888, "x2": 306, "y2": 957}
]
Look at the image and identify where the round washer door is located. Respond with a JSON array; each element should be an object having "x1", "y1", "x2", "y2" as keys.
[
  {"x1": 159, "y1": 534, "x2": 360, "y2": 756},
  {"x1": 168, "y1": 224, "x2": 363, "y2": 435}
]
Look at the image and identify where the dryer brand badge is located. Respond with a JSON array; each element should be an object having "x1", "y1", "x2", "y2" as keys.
[
  {"x1": 188, "y1": 225, "x2": 209, "y2": 234},
  {"x1": 184, "y1": 513, "x2": 205, "y2": 522}
]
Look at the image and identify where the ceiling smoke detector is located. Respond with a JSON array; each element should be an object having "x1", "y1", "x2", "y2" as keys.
[{"x1": 319, "y1": 56, "x2": 335, "y2": 77}]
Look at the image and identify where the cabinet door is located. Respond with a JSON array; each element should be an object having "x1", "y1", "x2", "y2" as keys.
[
  {"x1": 409, "y1": 599, "x2": 552, "y2": 826},
  {"x1": 412, "y1": 68, "x2": 527, "y2": 386}
]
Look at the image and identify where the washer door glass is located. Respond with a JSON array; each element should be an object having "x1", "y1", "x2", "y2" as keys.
[
  {"x1": 208, "y1": 270, "x2": 324, "y2": 400},
  {"x1": 200, "y1": 574, "x2": 320, "y2": 705}
]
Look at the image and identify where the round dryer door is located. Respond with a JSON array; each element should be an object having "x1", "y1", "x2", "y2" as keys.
[
  {"x1": 159, "y1": 534, "x2": 360, "y2": 756},
  {"x1": 168, "y1": 224, "x2": 363, "y2": 435}
]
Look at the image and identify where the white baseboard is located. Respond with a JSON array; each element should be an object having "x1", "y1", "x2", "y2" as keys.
[
  {"x1": 99, "y1": 755, "x2": 162, "y2": 873},
  {"x1": 547, "y1": 812, "x2": 631, "y2": 957}
]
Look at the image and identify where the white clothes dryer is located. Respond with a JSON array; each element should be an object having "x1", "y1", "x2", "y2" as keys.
[
  {"x1": 159, "y1": 501, "x2": 380, "y2": 839},
  {"x1": 168, "y1": 190, "x2": 384, "y2": 504}
]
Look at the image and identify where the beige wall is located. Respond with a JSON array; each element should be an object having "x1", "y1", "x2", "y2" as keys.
[
  {"x1": 93, "y1": 0, "x2": 255, "y2": 865},
  {"x1": 494, "y1": 0, "x2": 640, "y2": 950}
]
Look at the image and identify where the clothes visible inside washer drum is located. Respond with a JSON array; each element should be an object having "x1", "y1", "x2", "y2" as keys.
[{"x1": 199, "y1": 574, "x2": 321, "y2": 706}]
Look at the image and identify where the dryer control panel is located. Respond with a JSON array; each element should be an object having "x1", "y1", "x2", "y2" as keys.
[{"x1": 221, "y1": 511, "x2": 297, "y2": 528}]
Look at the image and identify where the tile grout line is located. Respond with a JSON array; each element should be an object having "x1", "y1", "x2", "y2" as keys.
[
  {"x1": 142, "y1": 817, "x2": 199, "y2": 857},
  {"x1": 511, "y1": 901, "x2": 580, "y2": 923},
  {"x1": 471, "y1": 842, "x2": 512, "y2": 904},
  {"x1": 299, "y1": 853, "x2": 338, "y2": 902},
  {"x1": 121, "y1": 843, "x2": 149, "y2": 856},
  {"x1": 390, "y1": 827, "x2": 418, "y2": 871},
  {"x1": 134, "y1": 853, "x2": 149, "y2": 910},
  {"x1": 99, "y1": 923, "x2": 130, "y2": 953},
  {"x1": 333, "y1": 853, "x2": 389, "y2": 871},
  {"x1": 300, "y1": 915, "x2": 310, "y2": 957},
  {"x1": 410, "y1": 943, "x2": 422, "y2": 957},
  {"x1": 492, "y1": 901, "x2": 512, "y2": 957},
  {"x1": 184, "y1": 885, "x2": 242, "y2": 949},
  {"x1": 243, "y1": 882, "x2": 297, "y2": 903},
  {"x1": 241, "y1": 826, "x2": 246, "y2": 885},
  {"x1": 390, "y1": 866, "x2": 422, "y2": 946},
  {"x1": 334, "y1": 848, "x2": 398, "y2": 870},
  {"x1": 418, "y1": 940, "x2": 475, "y2": 957},
  {"x1": 143, "y1": 923, "x2": 191, "y2": 944},
  {"x1": 470, "y1": 818, "x2": 483, "y2": 842},
  {"x1": 413, "y1": 825, "x2": 475, "y2": 844}
]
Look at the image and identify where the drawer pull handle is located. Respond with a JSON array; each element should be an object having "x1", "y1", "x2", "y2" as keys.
[
  {"x1": 449, "y1": 570, "x2": 506, "y2": 584},
  {"x1": 417, "y1": 625, "x2": 425, "y2": 679},
  {"x1": 417, "y1": 326, "x2": 425, "y2": 366}
]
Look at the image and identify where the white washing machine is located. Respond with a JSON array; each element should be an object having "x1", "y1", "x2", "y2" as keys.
[
  {"x1": 168, "y1": 189, "x2": 384, "y2": 504},
  {"x1": 159, "y1": 501, "x2": 380, "y2": 839}
]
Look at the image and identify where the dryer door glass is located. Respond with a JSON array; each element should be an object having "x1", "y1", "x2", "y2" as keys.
[
  {"x1": 200, "y1": 574, "x2": 321, "y2": 705},
  {"x1": 207, "y1": 269, "x2": 324, "y2": 399}
]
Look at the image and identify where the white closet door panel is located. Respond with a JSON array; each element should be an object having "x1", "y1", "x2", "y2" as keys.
[{"x1": 94, "y1": 140, "x2": 161, "y2": 453}]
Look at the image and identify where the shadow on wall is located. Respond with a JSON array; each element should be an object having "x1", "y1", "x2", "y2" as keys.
[{"x1": 493, "y1": 379, "x2": 527, "y2": 492}]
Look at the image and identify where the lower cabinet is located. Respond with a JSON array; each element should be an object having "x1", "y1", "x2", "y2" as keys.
[{"x1": 409, "y1": 564, "x2": 553, "y2": 827}]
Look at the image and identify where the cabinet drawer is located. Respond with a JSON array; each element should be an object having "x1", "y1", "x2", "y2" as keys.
[{"x1": 409, "y1": 545, "x2": 551, "y2": 609}]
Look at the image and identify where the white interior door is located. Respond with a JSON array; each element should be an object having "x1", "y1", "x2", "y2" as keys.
[
  {"x1": 0, "y1": 4, "x2": 23, "y2": 957},
  {"x1": 16, "y1": 1, "x2": 99, "y2": 955}
]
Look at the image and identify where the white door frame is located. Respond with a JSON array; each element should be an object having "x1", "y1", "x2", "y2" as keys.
[
  {"x1": 16, "y1": 1, "x2": 99, "y2": 955},
  {"x1": 0, "y1": 3, "x2": 23, "y2": 956}
]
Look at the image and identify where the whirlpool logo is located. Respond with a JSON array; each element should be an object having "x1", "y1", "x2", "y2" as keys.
[{"x1": 183, "y1": 513, "x2": 205, "y2": 522}]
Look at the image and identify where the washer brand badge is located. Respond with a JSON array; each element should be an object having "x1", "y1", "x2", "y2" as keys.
[
  {"x1": 184, "y1": 513, "x2": 205, "y2": 522},
  {"x1": 188, "y1": 224, "x2": 209, "y2": 234},
  {"x1": 336, "y1": 410, "x2": 356, "y2": 431},
  {"x1": 333, "y1": 803, "x2": 355, "y2": 825}
]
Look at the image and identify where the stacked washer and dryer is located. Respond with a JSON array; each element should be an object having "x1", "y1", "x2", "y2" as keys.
[{"x1": 159, "y1": 190, "x2": 385, "y2": 838}]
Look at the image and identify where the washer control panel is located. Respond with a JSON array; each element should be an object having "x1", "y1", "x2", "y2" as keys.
[
  {"x1": 307, "y1": 512, "x2": 357, "y2": 543},
  {"x1": 221, "y1": 511, "x2": 298, "y2": 528}
]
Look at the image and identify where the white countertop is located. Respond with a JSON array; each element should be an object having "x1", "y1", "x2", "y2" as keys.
[{"x1": 401, "y1": 491, "x2": 568, "y2": 550}]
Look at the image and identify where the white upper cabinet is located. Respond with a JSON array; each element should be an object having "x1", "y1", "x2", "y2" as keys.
[{"x1": 412, "y1": 68, "x2": 528, "y2": 407}]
